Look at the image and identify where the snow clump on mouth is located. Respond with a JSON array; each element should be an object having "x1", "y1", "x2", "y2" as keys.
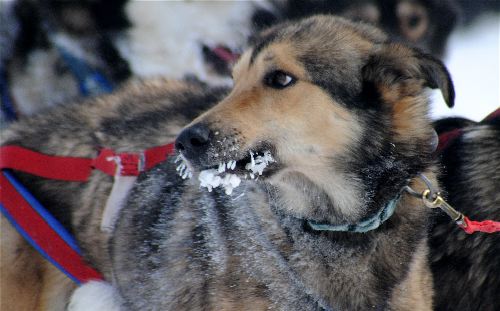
[
  {"x1": 175, "y1": 155, "x2": 193, "y2": 179},
  {"x1": 245, "y1": 150, "x2": 274, "y2": 179},
  {"x1": 176, "y1": 150, "x2": 275, "y2": 195}
]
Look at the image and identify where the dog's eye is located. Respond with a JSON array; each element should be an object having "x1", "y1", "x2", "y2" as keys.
[
  {"x1": 396, "y1": 1, "x2": 428, "y2": 42},
  {"x1": 264, "y1": 70, "x2": 296, "y2": 89}
]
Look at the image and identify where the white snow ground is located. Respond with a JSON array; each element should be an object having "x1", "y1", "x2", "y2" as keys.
[{"x1": 431, "y1": 13, "x2": 500, "y2": 121}]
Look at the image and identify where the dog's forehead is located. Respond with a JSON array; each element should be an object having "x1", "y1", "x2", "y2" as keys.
[
  {"x1": 249, "y1": 16, "x2": 386, "y2": 58},
  {"x1": 235, "y1": 16, "x2": 387, "y2": 105},
  {"x1": 249, "y1": 16, "x2": 385, "y2": 67}
]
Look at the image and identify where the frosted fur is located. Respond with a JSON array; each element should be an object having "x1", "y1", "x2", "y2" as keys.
[
  {"x1": 177, "y1": 150, "x2": 275, "y2": 195},
  {"x1": 175, "y1": 155, "x2": 193, "y2": 180},
  {"x1": 246, "y1": 150, "x2": 275, "y2": 177},
  {"x1": 199, "y1": 169, "x2": 241, "y2": 195}
]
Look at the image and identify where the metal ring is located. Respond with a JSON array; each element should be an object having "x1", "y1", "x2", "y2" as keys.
[
  {"x1": 422, "y1": 189, "x2": 439, "y2": 208},
  {"x1": 418, "y1": 173, "x2": 438, "y2": 199},
  {"x1": 404, "y1": 186, "x2": 421, "y2": 198}
]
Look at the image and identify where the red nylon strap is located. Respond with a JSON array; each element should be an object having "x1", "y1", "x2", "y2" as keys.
[
  {"x1": 0, "y1": 146, "x2": 92, "y2": 181},
  {"x1": 437, "y1": 108, "x2": 500, "y2": 154},
  {"x1": 436, "y1": 128, "x2": 462, "y2": 153},
  {"x1": 0, "y1": 173, "x2": 103, "y2": 282},
  {"x1": 460, "y1": 216, "x2": 500, "y2": 234},
  {"x1": 436, "y1": 108, "x2": 500, "y2": 234},
  {"x1": 144, "y1": 143, "x2": 175, "y2": 170},
  {"x1": 483, "y1": 107, "x2": 500, "y2": 122},
  {"x1": 0, "y1": 142, "x2": 175, "y2": 284},
  {"x1": 0, "y1": 143, "x2": 175, "y2": 180}
]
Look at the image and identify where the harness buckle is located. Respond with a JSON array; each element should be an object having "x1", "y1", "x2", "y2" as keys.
[
  {"x1": 107, "y1": 152, "x2": 145, "y2": 176},
  {"x1": 421, "y1": 189, "x2": 464, "y2": 223}
]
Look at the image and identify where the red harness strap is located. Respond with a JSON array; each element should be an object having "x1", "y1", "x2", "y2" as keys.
[
  {"x1": 0, "y1": 142, "x2": 175, "y2": 284},
  {"x1": 436, "y1": 128, "x2": 462, "y2": 154},
  {"x1": 460, "y1": 217, "x2": 500, "y2": 234},
  {"x1": 0, "y1": 171, "x2": 103, "y2": 284},
  {"x1": 0, "y1": 143, "x2": 175, "y2": 180},
  {"x1": 0, "y1": 146, "x2": 93, "y2": 181},
  {"x1": 437, "y1": 107, "x2": 500, "y2": 153},
  {"x1": 484, "y1": 107, "x2": 500, "y2": 121}
]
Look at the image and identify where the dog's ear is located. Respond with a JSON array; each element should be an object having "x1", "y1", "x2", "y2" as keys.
[
  {"x1": 362, "y1": 43, "x2": 455, "y2": 107},
  {"x1": 418, "y1": 52, "x2": 455, "y2": 107}
]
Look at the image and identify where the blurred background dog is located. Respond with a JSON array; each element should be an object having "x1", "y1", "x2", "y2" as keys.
[{"x1": 2, "y1": 0, "x2": 497, "y2": 123}]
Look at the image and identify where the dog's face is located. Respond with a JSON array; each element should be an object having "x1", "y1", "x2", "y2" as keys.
[{"x1": 176, "y1": 16, "x2": 454, "y2": 222}]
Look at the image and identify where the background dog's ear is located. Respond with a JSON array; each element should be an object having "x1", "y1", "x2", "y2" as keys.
[{"x1": 362, "y1": 43, "x2": 455, "y2": 107}]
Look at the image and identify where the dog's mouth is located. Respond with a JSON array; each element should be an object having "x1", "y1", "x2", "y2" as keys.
[{"x1": 176, "y1": 147, "x2": 277, "y2": 195}]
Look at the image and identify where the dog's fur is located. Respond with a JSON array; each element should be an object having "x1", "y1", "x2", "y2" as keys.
[
  {"x1": 109, "y1": 16, "x2": 455, "y2": 310},
  {"x1": 8, "y1": 15, "x2": 497, "y2": 311},
  {"x1": 430, "y1": 116, "x2": 500, "y2": 311},
  {"x1": 0, "y1": 79, "x2": 228, "y2": 310}
]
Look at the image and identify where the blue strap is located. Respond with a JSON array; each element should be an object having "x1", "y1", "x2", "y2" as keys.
[
  {"x1": 308, "y1": 194, "x2": 401, "y2": 233},
  {"x1": 57, "y1": 47, "x2": 113, "y2": 97},
  {"x1": 1, "y1": 46, "x2": 114, "y2": 125},
  {"x1": 0, "y1": 170, "x2": 83, "y2": 284},
  {"x1": 0, "y1": 68, "x2": 17, "y2": 122}
]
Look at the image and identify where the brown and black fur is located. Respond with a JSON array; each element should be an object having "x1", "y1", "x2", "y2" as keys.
[
  {"x1": 2, "y1": 15, "x2": 456, "y2": 311},
  {"x1": 430, "y1": 115, "x2": 500, "y2": 311},
  {"x1": 110, "y1": 16, "x2": 455, "y2": 310},
  {"x1": 206, "y1": 0, "x2": 459, "y2": 78},
  {"x1": 8, "y1": 14, "x2": 496, "y2": 311},
  {"x1": 0, "y1": 79, "x2": 228, "y2": 310},
  {"x1": 251, "y1": 0, "x2": 459, "y2": 57}
]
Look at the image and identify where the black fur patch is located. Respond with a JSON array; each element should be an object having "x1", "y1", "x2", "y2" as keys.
[
  {"x1": 99, "y1": 87, "x2": 228, "y2": 137},
  {"x1": 431, "y1": 117, "x2": 500, "y2": 311}
]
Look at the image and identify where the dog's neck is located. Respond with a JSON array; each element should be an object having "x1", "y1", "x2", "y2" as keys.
[
  {"x1": 307, "y1": 192, "x2": 402, "y2": 233},
  {"x1": 265, "y1": 162, "x2": 432, "y2": 233},
  {"x1": 243, "y1": 169, "x2": 435, "y2": 310}
]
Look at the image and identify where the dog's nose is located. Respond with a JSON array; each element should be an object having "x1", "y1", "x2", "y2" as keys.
[{"x1": 175, "y1": 123, "x2": 211, "y2": 160}]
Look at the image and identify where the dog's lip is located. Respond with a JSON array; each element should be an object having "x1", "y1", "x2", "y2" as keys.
[{"x1": 192, "y1": 143, "x2": 279, "y2": 178}]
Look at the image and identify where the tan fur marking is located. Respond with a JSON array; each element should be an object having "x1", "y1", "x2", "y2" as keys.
[
  {"x1": 389, "y1": 239, "x2": 433, "y2": 310},
  {"x1": 388, "y1": 170, "x2": 437, "y2": 310},
  {"x1": 38, "y1": 264, "x2": 76, "y2": 311},
  {"x1": 391, "y1": 95, "x2": 431, "y2": 139}
]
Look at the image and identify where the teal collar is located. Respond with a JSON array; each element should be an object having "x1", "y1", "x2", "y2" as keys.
[{"x1": 307, "y1": 193, "x2": 402, "y2": 233}]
